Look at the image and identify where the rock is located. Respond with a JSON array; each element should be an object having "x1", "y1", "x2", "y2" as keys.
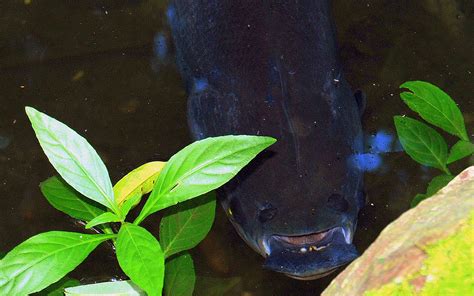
[{"x1": 323, "y1": 166, "x2": 474, "y2": 296}]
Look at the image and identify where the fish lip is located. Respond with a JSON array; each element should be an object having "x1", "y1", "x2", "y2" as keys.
[
  {"x1": 286, "y1": 268, "x2": 338, "y2": 280},
  {"x1": 268, "y1": 224, "x2": 353, "y2": 254},
  {"x1": 272, "y1": 228, "x2": 333, "y2": 250},
  {"x1": 262, "y1": 224, "x2": 357, "y2": 279}
]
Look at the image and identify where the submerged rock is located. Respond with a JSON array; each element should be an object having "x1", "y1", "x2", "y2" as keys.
[{"x1": 323, "y1": 166, "x2": 474, "y2": 296}]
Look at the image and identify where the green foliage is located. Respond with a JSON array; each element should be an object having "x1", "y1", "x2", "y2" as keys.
[
  {"x1": 64, "y1": 280, "x2": 145, "y2": 296},
  {"x1": 400, "y1": 81, "x2": 468, "y2": 141},
  {"x1": 113, "y1": 161, "x2": 166, "y2": 207},
  {"x1": 40, "y1": 176, "x2": 106, "y2": 222},
  {"x1": 447, "y1": 140, "x2": 474, "y2": 164},
  {"x1": 1, "y1": 107, "x2": 275, "y2": 295},
  {"x1": 85, "y1": 212, "x2": 121, "y2": 229},
  {"x1": 394, "y1": 116, "x2": 450, "y2": 174},
  {"x1": 37, "y1": 277, "x2": 80, "y2": 296},
  {"x1": 410, "y1": 175, "x2": 454, "y2": 207},
  {"x1": 116, "y1": 223, "x2": 165, "y2": 296},
  {"x1": 135, "y1": 135, "x2": 276, "y2": 224},
  {"x1": 164, "y1": 252, "x2": 195, "y2": 296},
  {"x1": 40, "y1": 176, "x2": 114, "y2": 234},
  {"x1": 0, "y1": 232, "x2": 114, "y2": 295},
  {"x1": 395, "y1": 81, "x2": 472, "y2": 207},
  {"x1": 120, "y1": 191, "x2": 142, "y2": 219},
  {"x1": 160, "y1": 192, "x2": 216, "y2": 258},
  {"x1": 26, "y1": 107, "x2": 120, "y2": 215}
]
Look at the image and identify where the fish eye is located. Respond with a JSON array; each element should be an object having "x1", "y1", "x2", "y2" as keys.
[
  {"x1": 258, "y1": 204, "x2": 277, "y2": 223},
  {"x1": 327, "y1": 193, "x2": 349, "y2": 212}
]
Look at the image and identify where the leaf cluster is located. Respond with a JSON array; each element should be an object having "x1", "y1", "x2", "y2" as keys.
[
  {"x1": 0, "y1": 107, "x2": 276, "y2": 295},
  {"x1": 394, "y1": 81, "x2": 473, "y2": 207}
]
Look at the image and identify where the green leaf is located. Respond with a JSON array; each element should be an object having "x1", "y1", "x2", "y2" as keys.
[
  {"x1": 121, "y1": 191, "x2": 142, "y2": 219},
  {"x1": 400, "y1": 81, "x2": 468, "y2": 141},
  {"x1": 164, "y1": 252, "x2": 195, "y2": 296},
  {"x1": 116, "y1": 223, "x2": 164, "y2": 296},
  {"x1": 135, "y1": 135, "x2": 276, "y2": 224},
  {"x1": 85, "y1": 212, "x2": 121, "y2": 229},
  {"x1": 64, "y1": 280, "x2": 145, "y2": 296},
  {"x1": 447, "y1": 140, "x2": 474, "y2": 164},
  {"x1": 425, "y1": 174, "x2": 454, "y2": 196},
  {"x1": 160, "y1": 193, "x2": 216, "y2": 258},
  {"x1": 36, "y1": 276, "x2": 80, "y2": 296},
  {"x1": 25, "y1": 107, "x2": 119, "y2": 214},
  {"x1": 410, "y1": 174, "x2": 454, "y2": 208},
  {"x1": 40, "y1": 176, "x2": 106, "y2": 222},
  {"x1": 114, "y1": 161, "x2": 166, "y2": 206},
  {"x1": 411, "y1": 193, "x2": 427, "y2": 208},
  {"x1": 394, "y1": 116, "x2": 449, "y2": 173},
  {"x1": 0, "y1": 232, "x2": 114, "y2": 295}
]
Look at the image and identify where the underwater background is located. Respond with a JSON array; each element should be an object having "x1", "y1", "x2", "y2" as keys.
[{"x1": 0, "y1": 0, "x2": 472, "y2": 294}]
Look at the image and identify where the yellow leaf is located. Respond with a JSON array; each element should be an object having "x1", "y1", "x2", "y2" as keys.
[{"x1": 114, "y1": 161, "x2": 166, "y2": 207}]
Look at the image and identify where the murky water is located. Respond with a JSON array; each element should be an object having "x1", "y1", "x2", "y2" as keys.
[{"x1": 1, "y1": 1, "x2": 472, "y2": 295}]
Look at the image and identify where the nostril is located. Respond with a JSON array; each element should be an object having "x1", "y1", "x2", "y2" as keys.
[
  {"x1": 327, "y1": 193, "x2": 349, "y2": 212},
  {"x1": 258, "y1": 206, "x2": 277, "y2": 223}
]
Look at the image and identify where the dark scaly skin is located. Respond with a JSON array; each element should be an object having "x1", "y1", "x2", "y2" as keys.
[{"x1": 168, "y1": 0, "x2": 364, "y2": 279}]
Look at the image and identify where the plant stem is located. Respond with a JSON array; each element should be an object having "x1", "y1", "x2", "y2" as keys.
[
  {"x1": 133, "y1": 215, "x2": 143, "y2": 225},
  {"x1": 443, "y1": 165, "x2": 452, "y2": 176}
]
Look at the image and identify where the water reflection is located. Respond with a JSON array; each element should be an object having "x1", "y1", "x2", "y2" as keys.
[
  {"x1": 368, "y1": 130, "x2": 395, "y2": 153},
  {"x1": 153, "y1": 32, "x2": 169, "y2": 61},
  {"x1": 351, "y1": 153, "x2": 383, "y2": 172}
]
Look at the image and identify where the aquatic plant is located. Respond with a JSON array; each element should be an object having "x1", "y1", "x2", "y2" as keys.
[
  {"x1": 394, "y1": 81, "x2": 473, "y2": 207},
  {"x1": 0, "y1": 107, "x2": 275, "y2": 296}
]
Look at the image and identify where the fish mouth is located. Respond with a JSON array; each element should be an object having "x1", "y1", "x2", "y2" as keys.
[
  {"x1": 272, "y1": 225, "x2": 352, "y2": 250},
  {"x1": 262, "y1": 225, "x2": 358, "y2": 280}
]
